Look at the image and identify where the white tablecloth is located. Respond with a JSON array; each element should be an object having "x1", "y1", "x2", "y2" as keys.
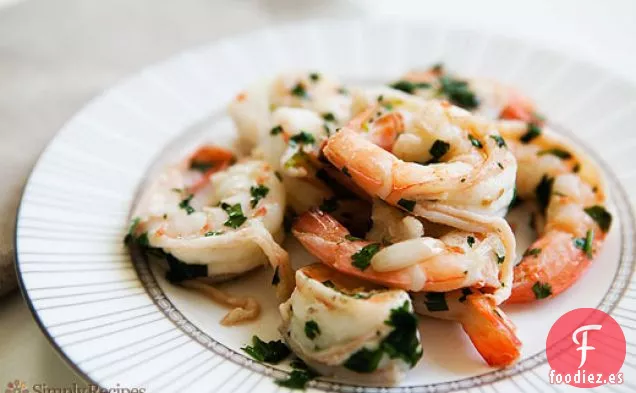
[{"x1": 1, "y1": 0, "x2": 634, "y2": 387}]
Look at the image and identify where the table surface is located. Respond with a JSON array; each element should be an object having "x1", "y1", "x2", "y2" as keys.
[{"x1": 1, "y1": 0, "x2": 635, "y2": 388}]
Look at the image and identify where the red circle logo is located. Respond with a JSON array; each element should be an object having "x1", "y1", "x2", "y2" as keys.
[{"x1": 546, "y1": 308, "x2": 626, "y2": 387}]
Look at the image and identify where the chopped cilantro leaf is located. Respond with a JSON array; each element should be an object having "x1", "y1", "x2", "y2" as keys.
[
  {"x1": 573, "y1": 229, "x2": 594, "y2": 258},
  {"x1": 322, "y1": 112, "x2": 336, "y2": 122},
  {"x1": 423, "y1": 292, "x2": 448, "y2": 312},
  {"x1": 344, "y1": 347, "x2": 383, "y2": 373},
  {"x1": 468, "y1": 134, "x2": 483, "y2": 148},
  {"x1": 524, "y1": 248, "x2": 541, "y2": 257},
  {"x1": 438, "y1": 76, "x2": 479, "y2": 109},
  {"x1": 532, "y1": 282, "x2": 552, "y2": 299},
  {"x1": 398, "y1": 198, "x2": 416, "y2": 212},
  {"x1": 428, "y1": 140, "x2": 450, "y2": 163},
  {"x1": 189, "y1": 161, "x2": 214, "y2": 172},
  {"x1": 535, "y1": 175, "x2": 554, "y2": 211},
  {"x1": 345, "y1": 234, "x2": 363, "y2": 241},
  {"x1": 290, "y1": 83, "x2": 307, "y2": 98},
  {"x1": 584, "y1": 205, "x2": 612, "y2": 232},
  {"x1": 275, "y1": 369, "x2": 317, "y2": 390},
  {"x1": 538, "y1": 148, "x2": 572, "y2": 159},
  {"x1": 290, "y1": 131, "x2": 315, "y2": 145},
  {"x1": 179, "y1": 194, "x2": 195, "y2": 215},
  {"x1": 136, "y1": 232, "x2": 150, "y2": 247},
  {"x1": 351, "y1": 243, "x2": 381, "y2": 270},
  {"x1": 242, "y1": 335, "x2": 290, "y2": 364},
  {"x1": 221, "y1": 203, "x2": 247, "y2": 229},
  {"x1": 389, "y1": 80, "x2": 431, "y2": 94},
  {"x1": 381, "y1": 301, "x2": 423, "y2": 367},
  {"x1": 204, "y1": 231, "x2": 224, "y2": 237},
  {"x1": 250, "y1": 184, "x2": 270, "y2": 208},
  {"x1": 489, "y1": 135, "x2": 507, "y2": 148},
  {"x1": 520, "y1": 123, "x2": 541, "y2": 143},
  {"x1": 270, "y1": 125, "x2": 283, "y2": 135},
  {"x1": 304, "y1": 320, "x2": 321, "y2": 339},
  {"x1": 126, "y1": 217, "x2": 141, "y2": 238},
  {"x1": 467, "y1": 236, "x2": 475, "y2": 248},
  {"x1": 309, "y1": 72, "x2": 320, "y2": 82},
  {"x1": 497, "y1": 162, "x2": 504, "y2": 170},
  {"x1": 496, "y1": 253, "x2": 505, "y2": 264}
]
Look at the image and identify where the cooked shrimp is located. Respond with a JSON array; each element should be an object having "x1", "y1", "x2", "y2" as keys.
[
  {"x1": 292, "y1": 209, "x2": 511, "y2": 298},
  {"x1": 411, "y1": 289, "x2": 522, "y2": 367},
  {"x1": 397, "y1": 65, "x2": 614, "y2": 302},
  {"x1": 498, "y1": 122, "x2": 612, "y2": 303},
  {"x1": 128, "y1": 145, "x2": 294, "y2": 301},
  {"x1": 398, "y1": 63, "x2": 536, "y2": 121},
  {"x1": 323, "y1": 99, "x2": 517, "y2": 218},
  {"x1": 229, "y1": 71, "x2": 352, "y2": 149},
  {"x1": 279, "y1": 264, "x2": 422, "y2": 384}
]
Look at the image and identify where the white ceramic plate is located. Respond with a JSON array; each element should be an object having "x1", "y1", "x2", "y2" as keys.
[{"x1": 15, "y1": 20, "x2": 636, "y2": 393}]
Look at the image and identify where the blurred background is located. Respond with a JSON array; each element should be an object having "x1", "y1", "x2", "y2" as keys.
[{"x1": 1, "y1": 0, "x2": 634, "y2": 386}]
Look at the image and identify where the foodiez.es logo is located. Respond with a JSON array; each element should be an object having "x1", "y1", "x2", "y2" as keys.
[{"x1": 547, "y1": 308, "x2": 626, "y2": 388}]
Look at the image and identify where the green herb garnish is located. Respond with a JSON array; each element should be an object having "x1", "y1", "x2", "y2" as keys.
[
  {"x1": 204, "y1": 231, "x2": 224, "y2": 237},
  {"x1": 535, "y1": 175, "x2": 554, "y2": 211},
  {"x1": 344, "y1": 347, "x2": 384, "y2": 373},
  {"x1": 242, "y1": 335, "x2": 290, "y2": 364},
  {"x1": 524, "y1": 248, "x2": 541, "y2": 257},
  {"x1": 275, "y1": 369, "x2": 317, "y2": 390},
  {"x1": 250, "y1": 184, "x2": 270, "y2": 208},
  {"x1": 189, "y1": 161, "x2": 214, "y2": 172},
  {"x1": 520, "y1": 123, "x2": 541, "y2": 143},
  {"x1": 584, "y1": 205, "x2": 612, "y2": 232},
  {"x1": 221, "y1": 203, "x2": 247, "y2": 229},
  {"x1": 438, "y1": 76, "x2": 479, "y2": 109},
  {"x1": 390, "y1": 80, "x2": 431, "y2": 94},
  {"x1": 573, "y1": 229, "x2": 594, "y2": 258},
  {"x1": 532, "y1": 282, "x2": 552, "y2": 300},
  {"x1": 345, "y1": 235, "x2": 363, "y2": 242},
  {"x1": 289, "y1": 131, "x2": 315, "y2": 145},
  {"x1": 467, "y1": 236, "x2": 475, "y2": 248},
  {"x1": 468, "y1": 134, "x2": 483, "y2": 148},
  {"x1": 304, "y1": 320, "x2": 321, "y2": 340},
  {"x1": 309, "y1": 72, "x2": 320, "y2": 82},
  {"x1": 344, "y1": 301, "x2": 422, "y2": 373},
  {"x1": 489, "y1": 135, "x2": 507, "y2": 148},
  {"x1": 538, "y1": 148, "x2": 572, "y2": 159},
  {"x1": 290, "y1": 83, "x2": 307, "y2": 98},
  {"x1": 351, "y1": 243, "x2": 381, "y2": 270},
  {"x1": 270, "y1": 125, "x2": 283, "y2": 135},
  {"x1": 427, "y1": 140, "x2": 450, "y2": 163},
  {"x1": 322, "y1": 112, "x2": 336, "y2": 122},
  {"x1": 179, "y1": 194, "x2": 195, "y2": 215}
]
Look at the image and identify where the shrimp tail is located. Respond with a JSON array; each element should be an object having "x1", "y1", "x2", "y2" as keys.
[
  {"x1": 507, "y1": 230, "x2": 604, "y2": 304},
  {"x1": 461, "y1": 295, "x2": 522, "y2": 367}
]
